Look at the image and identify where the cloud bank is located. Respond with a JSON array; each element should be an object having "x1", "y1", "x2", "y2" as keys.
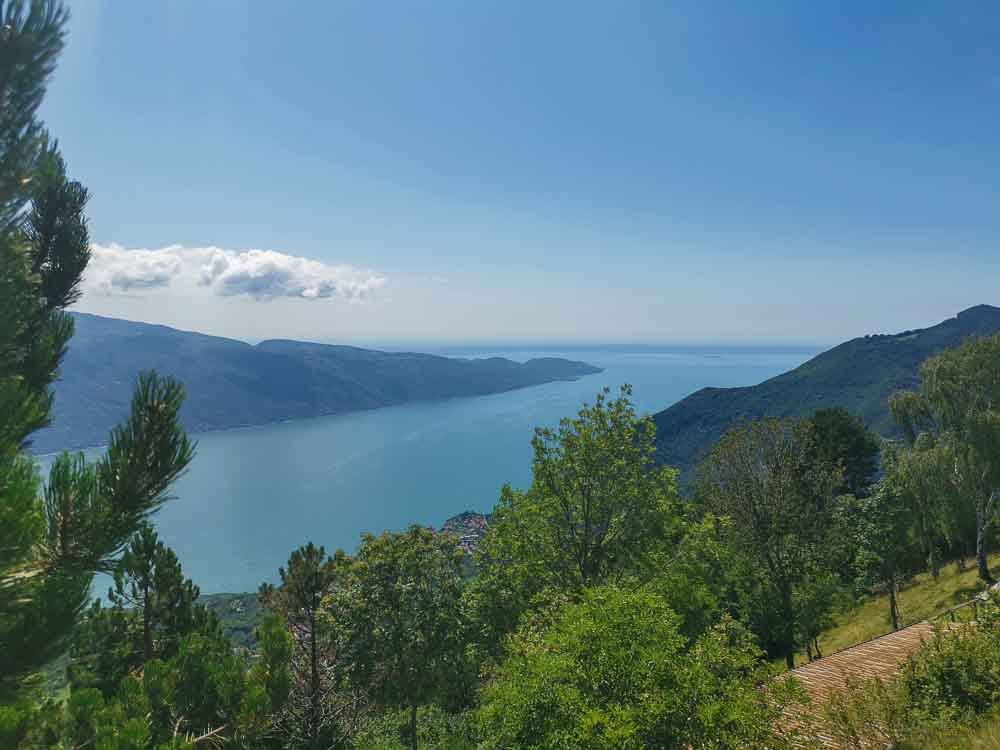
[{"x1": 84, "y1": 244, "x2": 386, "y2": 301}]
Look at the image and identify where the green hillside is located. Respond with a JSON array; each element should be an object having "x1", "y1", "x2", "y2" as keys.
[
  {"x1": 804, "y1": 554, "x2": 999, "y2": 662},
  {"x1": 653, "y1": 304, "x2": 1000, "y2": 473}
]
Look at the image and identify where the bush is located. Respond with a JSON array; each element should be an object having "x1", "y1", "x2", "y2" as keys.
[
  {"x1": 476, "y1": 586, "x2": 793, "y2": 750},
  {"x1": 355, "y1": 705, "x2": 476, "y2": 750},
  {"x1": 822, "y1": 595, "x2": 1000, "y2": 745},
  {"x1": 904, "y1": 600, "x2": 1000, "y2": 724}
]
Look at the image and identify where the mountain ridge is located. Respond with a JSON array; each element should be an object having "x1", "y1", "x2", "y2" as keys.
[
  {"x1": 34, "y1": 313, "x2": 601, "y2": 453},
  {"x1": 653, "y1": 304, "x2": 1000, "y2": 474}
]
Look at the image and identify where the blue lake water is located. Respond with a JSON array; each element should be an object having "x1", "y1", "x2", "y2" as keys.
[{"x1": 48, "y1": 346, "x2": 817, "y2": 594}]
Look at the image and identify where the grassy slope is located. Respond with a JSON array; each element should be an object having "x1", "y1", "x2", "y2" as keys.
[
  {"x1": 907, "y1": 714, "x2": 1000, "y2": 750},
  {"x1": 805, "y1": 554, "x2": 1000, "y2": 661}
]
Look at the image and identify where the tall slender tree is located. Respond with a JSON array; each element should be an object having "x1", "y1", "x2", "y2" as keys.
[
  {"x1": 891, "y1": 333, "x2": 1000, "y2": 583},
  {"x1": 847, "y1": 472, "x2": 916, "y2": 631},
  {"x1": 260, "y1": 542, "x2": 341, "y2": 750},
  {"x1": 0, "y1": 0, "x2": 194, "y2": 719},
  {"x1": 69, "y1": 524, "x2": 210, "y2": 697},
  {"x1": 108, "y1": 524, "x2": 202, "y2": 663}
]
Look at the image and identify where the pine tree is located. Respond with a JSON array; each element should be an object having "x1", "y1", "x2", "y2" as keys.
[
  {"x1": 109, "y1": 524, "x2": 203, "y2": 663},
  {"x1": 260, "y1": 543, "x2": 343, "y2": 750},
  {"x1": 69, "y1": 526, "x2": 212, "y2": 696},
  {"x1": 0, "y1": 0, "x2": 195, "y2": 720}
]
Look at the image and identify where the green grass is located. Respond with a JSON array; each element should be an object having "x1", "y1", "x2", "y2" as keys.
[
  {"x1": 903, "y1": 712, "x2": 1000, "y2": 750},
  {"x1": 806, "y1": 554, "x2": 1000, "y2": 660}
]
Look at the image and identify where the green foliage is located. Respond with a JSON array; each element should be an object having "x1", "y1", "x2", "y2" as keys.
[
  {"x1": 821, "y1": 596, "x2": 1000, "y2": 747},
  {"x1": 23, "y1": 148, "x2": 91, "y2": 312},
  {"x1": 646, "y1": 515, "x2": 745, "y2": 640},
  {"x1": 33, "y1": 621, "x2": 286, "y2": 750},
  {"x1": 844, "y1": 469, "x2": 921, "y2": 630},
  {"x1": 903, "y1": 606, "x2": 1000, "y2": 724},
  {"x1": 355, "y1": 706, "x2": 476, "y2": 750},
  {"x1": 477, "y1": 586, "x2": 792, "y2": 750},
  {"x1": 260, "y1": 542, "x2": 342, "y2": 749},
  {"x1": 0, "y1": 6, "x2": 199, "y2": 718},
  {"x1": 653, "y1": 304, "x2": 1000, "y2": 476},
  {"x1": 249, "y1": 613, "x2": 294, "y2": 724},
  {"x1": 110, "y1": 525, "x2": 204, "y2": 658},
  {"x1": 821, "y1": 675, "x2": 912, "y2": 750},
  {"x1": 891, "y1": 332, "x2": 1000, "y2": 582},
  {"x1": 806, "y1": 407, "x2": 881, "y2": 497},
  {"x1": 0, "y1": 0, "x2": 194, "y2": 696},
  {"x1": 0, "y1": 0, "x2": 67, "y2": 230},
  {"x1": 198, "y1": 593, "x2": 267, "y2": 649},
  {"x1": 69, "y1": 526, "x2": 216, "y2": 696},
  {"x1": 329, "y1": 525, "x2": 468, "y2": 749},
  {"x1": 469, "y1": 385, "x2": 682, "y2": 658},
  {"x1": 696, "y1": 417, "x2": 844, "y2": 666}
]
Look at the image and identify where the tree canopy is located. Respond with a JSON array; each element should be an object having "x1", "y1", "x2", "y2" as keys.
[{"x1": 891, "y1": 332, "x2": 1000, "y2": 582}]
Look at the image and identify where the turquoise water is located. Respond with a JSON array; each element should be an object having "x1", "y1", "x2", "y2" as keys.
[{"x1": 51, "y1": 347, "x2": 816, "y2": 594}]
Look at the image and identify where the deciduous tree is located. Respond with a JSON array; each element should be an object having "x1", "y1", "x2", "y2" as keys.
[
  {"x1": 696, "y1": 418, "x2": 842, "y2": 668},
  {"x1": 806, "y1": 407, "x2": 881, "y2": 497},
  {"x1": 469, "y1": 385, "x2": 682, "y2": 656},
  {"x1": 891, "y1": 333, "x2": 1000, "y2": 583},
  {"x1": 329, "y1": 526, "x2": 466, "y2": 750}
]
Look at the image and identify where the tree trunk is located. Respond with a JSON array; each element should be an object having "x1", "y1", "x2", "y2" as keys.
[
  {"x1": 409, "y1": 703, "x2": 418, "y2": 750},
  {"x1": 781, "y1": 582, "x2": 795, "y2": 670},
  {"x1": 888, "y1": 576, "x2": 900, "y2": 631},
  {"x1": 143, "y1": 580, "x2": 152, "y2": 662},
  {"x1": 977, "y1": 502, "x2": 994, "y2": 584},
  {"x1": 929, "y1": 546, "x2": 941, "y2": 580},
  {"x1": 310, "y1": 611, "x2": 320, "y2": 748},
  {"x1": 812, "y1": 637, "x2": 822, "y2": 660}
]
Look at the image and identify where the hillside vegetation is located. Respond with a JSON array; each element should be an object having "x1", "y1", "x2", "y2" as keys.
[
  {"x1": 805, "y1": 554, "x2": 999, "y2": 661},
  {"x1": 33, "y1": 312, "x2": 600, "y2": 453},
  {"x1": 654, "y1": 304, "x2": 1000, "y2": 473}
]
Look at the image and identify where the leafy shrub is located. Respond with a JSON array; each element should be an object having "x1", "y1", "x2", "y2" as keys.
[
  {"x1": 355, "y1": 705, "x2": 476, "y2": 750},
  {"x1": 823, "y1": 595, "x2": 1000, "y2": 745},
  {"x1": 902, "y1": 599, "x2": 1000, "y2": 725},
  {"x1": 477, "y1": 586, "x2": 794, "y2": 750}
]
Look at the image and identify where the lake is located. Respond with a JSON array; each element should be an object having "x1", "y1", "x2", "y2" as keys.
[{"x1": 50, "y1": 346, "x2": 817, "y2": 594}]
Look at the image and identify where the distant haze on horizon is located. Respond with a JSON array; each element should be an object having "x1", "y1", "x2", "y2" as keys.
[{"x1": 46, "y1": 1, "x2": 1000, "y2": 346}]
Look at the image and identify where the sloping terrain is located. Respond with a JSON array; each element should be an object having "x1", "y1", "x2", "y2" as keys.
[
  {"x1": 780, "y1": 621, "x2": 942, "y2": 749},
  {"x1": 33, "y1": 313, "x2": 600, "y2": 453},
  {"x1": 653, "y1": 305, "x2": 1000, "y2": 473}
]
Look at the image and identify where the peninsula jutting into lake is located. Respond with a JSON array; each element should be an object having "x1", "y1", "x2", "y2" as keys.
[{"x1": 33, "y1": 312, "x2": 601, "y2": 453}]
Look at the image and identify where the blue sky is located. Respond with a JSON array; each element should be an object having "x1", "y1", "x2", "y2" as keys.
[{"x1": 43, "y1": 0, "x2": 1000, "y2": 345}]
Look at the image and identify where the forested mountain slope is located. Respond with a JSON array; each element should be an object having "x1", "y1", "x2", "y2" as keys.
[
  {"x1": 34, "y1": 313, "x2": 600, "y2": 453},
  {"x1": 653, "y1": 305, "x2": 1000, "y2": 473}
]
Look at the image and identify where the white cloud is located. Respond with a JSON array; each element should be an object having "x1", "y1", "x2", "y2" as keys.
[{"x1": 83, "y1": 244, "x2": 386, "y2": 301}]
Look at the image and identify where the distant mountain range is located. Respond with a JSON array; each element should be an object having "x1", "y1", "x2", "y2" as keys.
[
  {"x1": 653, "y1": 304, "x2": 1000, "y2": 474},
  {"x1": 32, "y1": 313, "x2": 601, "y2": 453}
]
